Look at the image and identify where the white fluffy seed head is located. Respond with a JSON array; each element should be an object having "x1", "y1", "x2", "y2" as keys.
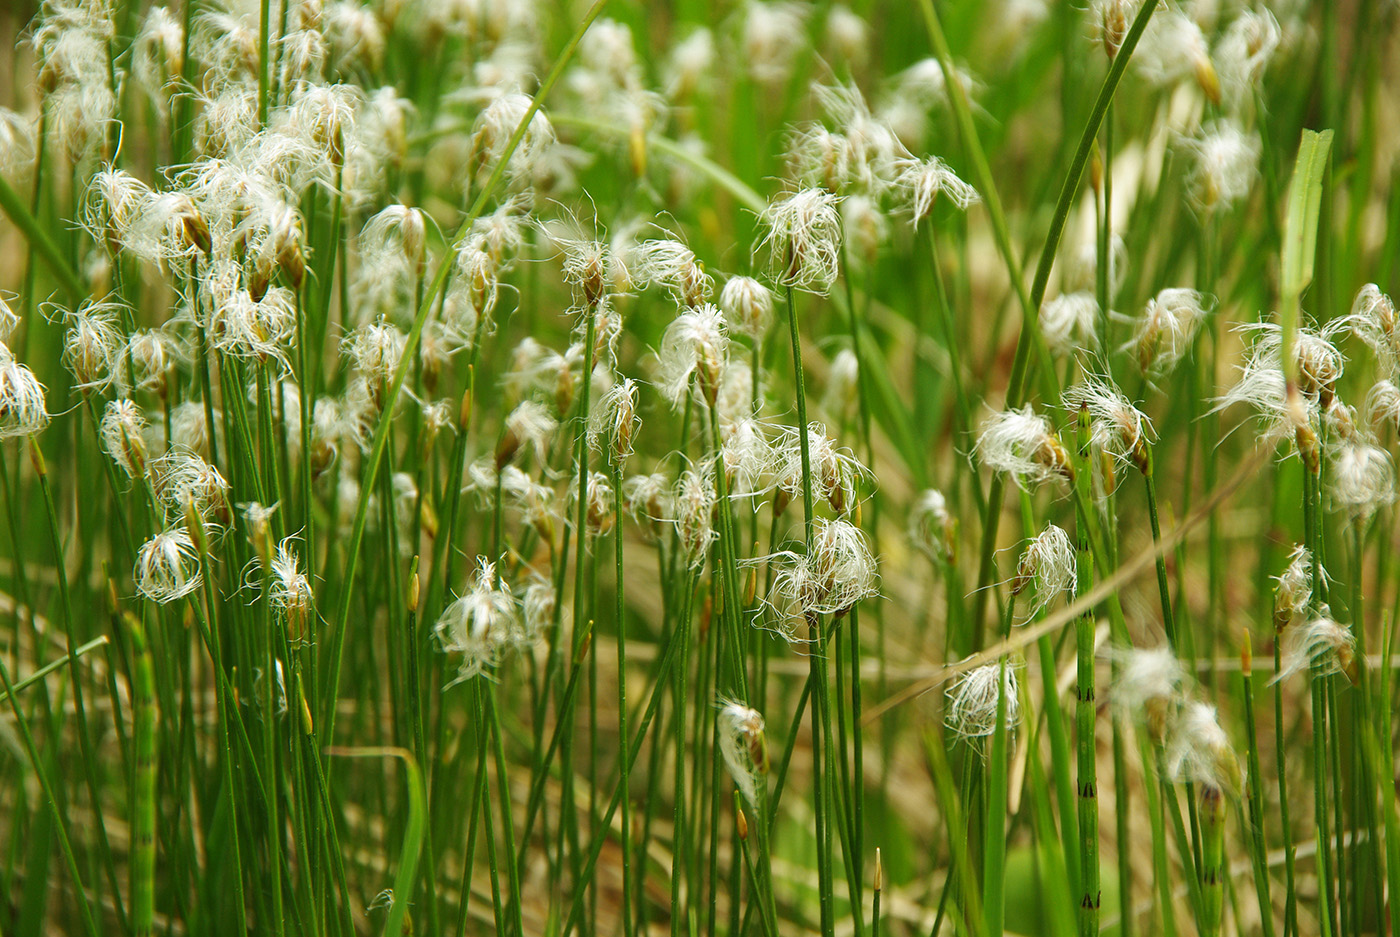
[
  {"x1": 1135, "y1": 10, "x2": 1219, "y2": 103},
  {"x1": 343, "y1": 318, "x2": 406, "y2": 402},
  {"x1": 208, "y1": 282, "x2": 298, "y2": 372},
  {"x1": 1367, "y1": 380, "x2": 1400, "y2": 433},
  {"x1": 136, "y1": 527, "x2": 203, "y2": 604},
  {"x1": 822, "y1": 348, "x2": 860, "y2": 421},
  {"x1": 975, "y1": 405, "x2": 1072, "y2": 489},
  {"x1": 635, "y1": 238, "x2": 713, "y2": 307},
  {"x1": 718, "y1": 417, "x2": 776, "y2": 499},
  {"x1": 0, "y1": 106, "x2": 35, "y2": 176},
  {"x1": 0, "y1": 346, "x2": 50, "y2": 440},
  {"x1": 1272, "y1": 544, "x2": 1315, "y2": 632},
  {"x1": 841, "y1": 195, "x2": 888, "y2": 267},
  {"x1": 1343, "y1": 283, "x2": 1399, "y2": 373},
  {"x1": 774, "y1": 423, "x2": 871, "y2": 517},
  {"x1": 270, "y1": 535, "x2": 314, "y2": 637},
  {"x1": 121, "y1": 329, "x2": 184, "y2": 397},
  {"x1": 673, "y1": 465, "x2": 717, "y2": 569},
  {"x1": 743, "y1": 1, "x2": 808, "y2": 85},
  {"x1": 623, "y1": 472, "x2": 674, "y2": 538},
  {"x1": 758, "y1": 188, "x2": 843, "y2": 295},
  {"x1": 1164, "y1": 701, "x2": 1242, "y2": 793},
  {"x1": 1092, "y1": 0, "x2": 1136, "y2": 59},
  {"x1": 496, "y1": 399, "x2": 557, "y2": 469},
  {"x1": 1105, "y1": 645, "x2": 1186, "y2": 743},
  {"x1": 720, "y1": 275, "x2": 775, "y2": 340},
  {"x1": 1013, "y1": 524, "x2": 1076, "y2": 615},
  {"x1": 101, "y1": 399, "x2": 150, "y2": 477},
  {"x1": 770, "y1": 517, "x2": 878, "y2": 622},
  {"x1": 62, "y1": 301, "x2": 125, "y2": 391},
  {"x1": 589, "y1": 377, "x2": 641, "y2": 465},
  {"x1": 1063, "y1": 379, "x2": 1153, "y2": 472},
  {"x1": 567, "y1": 470, "x2": 615, "y2": 537},
  {"x1": 1328, "y1": 438, "x2": 1394, "y2": 518},
  {"x1": 1040, "y1": 291, "x2": 1100, "y2": 358},
  {"x1": 152, "y1": 450, "x2": 230, "y2": 525},
  {"x1": 717, "y1": 699, "x2": 768, "y2": 806},
  {"x1": 435, "y1": 557, "x2": 522, "y2": 684},
  {"x1": 1215, "y1": 8, "x2": 1281, "y2": 107},
  {"x1": 1274, "y1": 612, "x2": 1357, "y2": 685},
  {"x1": 785, "y1": 124, "x2": 854, "y2": 193},
  {"x1": 471, "y1": 92, "x2": 555, "y2": 184},
  {"x1": 945, "y1": 660, "x2": 1021, "y2": 746},
  {"x1": 655, "y1": 303, "x2": 729, "y2": 408},
  {"x1": 1131, "y1": 288, "x2": 1212, "y2": 374},
  {"x1": 819, "y1": 1, "x2": 863, "y2": 58},
  {"x1": 0, "y1": 297, "x2": 16, "y2": 342},
  {"x1": 1179, "y1": 120, "x2": 1260, "y2": 211},
  {"x1": 361, "y1": 203, "x2": 429, "y2": 277},
  {"x1": 665, "y1": 27, "x2": 715, "y2": 99},
  {"x1": 898, "y1": 155, "x2": 979, "y2": 222},
  {"x1": 909, "y1": 488, "x2": 956, "y2": 564}
]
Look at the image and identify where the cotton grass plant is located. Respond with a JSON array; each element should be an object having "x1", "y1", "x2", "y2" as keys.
[{"x1": 0, "y1": 1, "x2": 1398, "y2": 936}]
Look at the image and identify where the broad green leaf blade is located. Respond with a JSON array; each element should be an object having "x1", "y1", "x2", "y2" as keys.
[{"x1": 1279, "y1": 128, "x2": 1333, "y2": 384}]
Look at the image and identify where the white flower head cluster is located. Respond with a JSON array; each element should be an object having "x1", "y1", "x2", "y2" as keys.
[
  {"x1": 1214, "y1": 8, "x2": 1282, "y2": 109},
  {"x1": 567, "y1": 470, "x2": 615, "y2": 538},
  {"x1": 821, "y1": 348, "x2": 860, "y2": 422},
  {"x1": 1272, "y1": 544, "x2": 1317, "y2": 631},
  {"x1": 61, "y1": 300, "x2": 125, "y2": 392},
  {"x1": 1328, "y1": 436, "x2": 1395, "y2": 519},
  {"x1": 633, "y1": 238, "x2": 713, "y2": 308},
  {"x1": 1105, "y1": 643, "x2": 1241, "y2": 791},
  {"x1": 742, "y1": 1, "x2": 810, "y2": 86},
  {"x1": 470, "y1": 92, "x2": 556, "y2": 186},
  {"x1": 466, "y1": 460, "x2": 560, "y2": 543},
  {"x1": 30, "y1": 0, "x2": 117, "y2": 161},
  {"x1": 719, "y1": 417, "x2": 778, "y2": 500},
  {"x1": 623, "y1": 472, "x2": 675, "y2": 540},
  {"x1": 269, "y1": 536, "x2": 315, "y2": 637},
  {"x1": 589, "y1": 377, "x2": 640, "y2": 462},
  {"x1": 100, "y1": 398, "x2": 151, "y2": 478},
  {"x1": 1368, "y1": 379, "x2": 1400, "y2": 433},
  {"x1": 151, "y1": 449, "x2": 230, "y2": 526},
  {"x1": 673, "y1": 463, "x2": 718, "y2": 569}
]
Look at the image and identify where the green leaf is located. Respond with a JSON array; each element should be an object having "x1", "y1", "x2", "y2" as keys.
[{"x1": 1279, "y1": 128, "x2": 1333, "y2": 384}]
